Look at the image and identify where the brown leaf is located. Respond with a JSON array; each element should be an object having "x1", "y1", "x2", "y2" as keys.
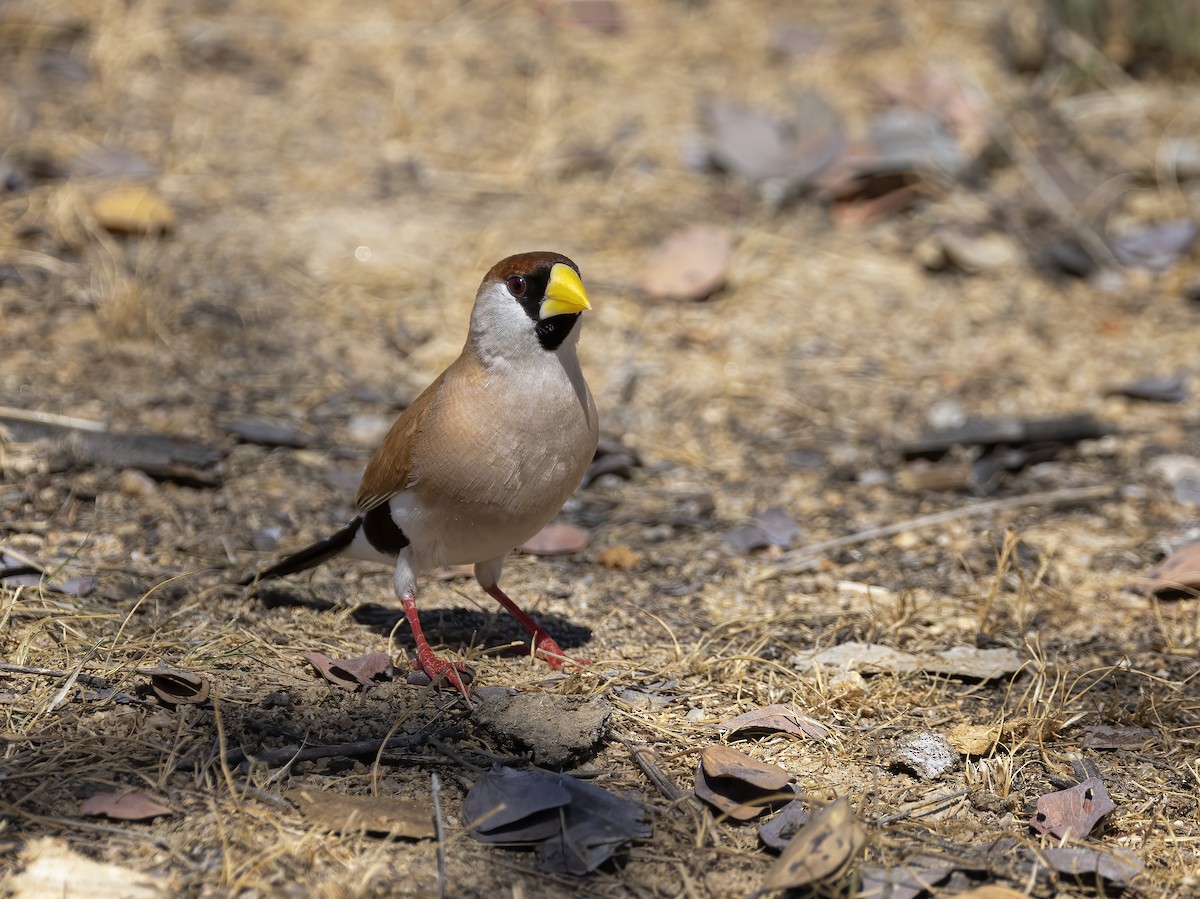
[
  {"x1": 1040, "y1": 846, "x2": 1144, "y2": 886},
  {"x1": 137, "y1": 666, "x2": 210, "y2": 705},
  {"x1": 285, "y1": 787, "x2": 435, "y2": 838},
  {"x1": 760, "y1": 796, "x2": 867, "y2": 892},
  {"x1": 1137, "y1": 540, "x2": 1200, "y2": 597},
  {"x1": 701, "y1": 745, "x2": 790, "y2": 790},
  {"x1": 720, "y1": 704, "x2": 830, "y2": 741},
  {"x1": 80, "y1": 791, "x2": 173, "y2": 822},
  {"x1": 1030, "y1": 777, "x2": 1115, "y2": 840},
  {"x1": 1081, "y1": 725, "x2": 1156, "y2": 750},
  {"x1": 90, "y1": 184, "x2": 175, "y2": 235},
  {"x1": 694, "y1": 762, "x2": 785, "y2": 821},
  {"x1": 639, "y1": 224, "x2": 734, "y2": 301},
  {"x1": 303, "y1": 650, "x2": 395, "y2": 691},
  {"x1": 520, "y1": 521, "x2": 589, "y2": 556}
]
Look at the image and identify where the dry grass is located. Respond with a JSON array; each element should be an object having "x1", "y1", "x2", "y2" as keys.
[{"x1": 2, "y1": 0, "x2": 1200, "y2": 896}]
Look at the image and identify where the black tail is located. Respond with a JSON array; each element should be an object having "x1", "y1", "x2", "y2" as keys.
[{"x1": 240, "y1": 517, "x2": 362, "y2": 586}]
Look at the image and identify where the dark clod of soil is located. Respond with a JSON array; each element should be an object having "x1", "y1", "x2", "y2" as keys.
[{"x1": 471, "y1": 691, "x2": 612, "y2": 769}]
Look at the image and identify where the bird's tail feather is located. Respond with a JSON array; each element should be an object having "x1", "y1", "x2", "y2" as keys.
[{"x1": 240, "y1": 517, "x2": 362, "y2": 586}]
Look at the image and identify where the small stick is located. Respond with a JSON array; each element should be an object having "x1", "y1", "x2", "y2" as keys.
[
  {"x1": 0, "y1": 662, "x2": 112, "y2": 688},
  {"x1": 227, "y1": 725, "x2": 460, "y2": 768},
  {"x1": 431, "y1": 773, "x2": 447, "y2": 899},
  {"x1": 773, "y1": 485, "x2": 1114, "y2": 574},
  {"x1": 623, "y1": 739, "x2": 683, "y2": 803}
]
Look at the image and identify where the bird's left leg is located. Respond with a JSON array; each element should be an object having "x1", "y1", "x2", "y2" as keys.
[
  {"x1": 475, "y1": 558, "x2": 589, "y2": 670},
  {"x1": 394, "y1": 555, "x2": 472, "y2": 696}
]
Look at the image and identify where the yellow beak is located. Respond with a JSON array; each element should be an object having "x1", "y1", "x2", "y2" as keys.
[{"x1": 540, "y1": 262, "x2": 592, "y2": 319}]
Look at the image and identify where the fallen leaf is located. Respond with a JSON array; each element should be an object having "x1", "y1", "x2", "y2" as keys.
[
  {"x1": 1081, "y1": 725, "x2": 1156, "y2": 750},
  {"x1": 701, "y1": 745, "x2": 790, "y2": 790},
  {"x1": 858, "y1": 861, "x2": 954, "y2": 899},
  {"x1": 464, "y1": 767, "x2": 650, "y2": 875},
  {"x1": 759, "y1": 796, "x2": 867, "y2": 892},
  {"x1": 80, "y1": 791, "x2": 173, "y2": 822},
  {"x1": 951, "y1": 888, "x2": 1029, "y2": 899},
  {"x1": 1136, "y1": 540, "x2": 1200, "y2": 597},
  {"x1": 719, "y1": 703, "x2": 830, "y2": 741},
  {"x1": 639, "y1": 224, "x2": 735, "y2": 301},
  {"x1": 1040, "y1": 846, "x2": 1144, "y2": 886},
  {"x1": 1109, "y1": 371, "x2": 1189, "y2": 403},
  {"x1": 10, "y1": 836, "x2": 175, "y2": 898},
  {"x1": 137, "y1": 666, "x2": 210, "y2": 705},
  {"x1": 303, "y1": 651, "x2": 395, "y2": 691},
  {"x1": 793, "y1": 641, "x2": 1023, "y2": 681},
  {"x1": 1030, "y1": 776, "x2": 1115, "y2": 840},
  {"x1": 285, "y1": 787, "x2": 435, "y2": 838},
  {"x1": 695, "y1": 747, "x2": 792, "y2": 821},
  {"x1": 520, "y1": 521, "x2": 589, "y2": 555},
  {"x1": 463, "y1": 767, "x2": 571, "y2": 841},
  {"x1": 90, "y1": 184, "x2": 175, "y2": 235},
  {"x1": 1110, "y1": 219, "x2": 1198, "y2": 271},
  {"x1": 758, "y1": 799, "x2": 810, "y2": 851},
  {"x1": 723, "y1": 507, "x2": 803, "y2": 553},
  {"x1": 947, "y1": 722, "x2": 1001, "y2": 755}
]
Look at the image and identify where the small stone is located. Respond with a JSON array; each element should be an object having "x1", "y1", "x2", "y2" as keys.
[{"x1": 891, "y1": 731, "x2": 957, "y2": 779}]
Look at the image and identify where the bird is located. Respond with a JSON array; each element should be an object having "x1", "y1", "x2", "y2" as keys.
[{"x1": 243, "y1": 251, "x2": 599, "y2": 694}]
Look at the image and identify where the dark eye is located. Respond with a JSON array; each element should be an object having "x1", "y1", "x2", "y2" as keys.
[{"x1": 506, "y1": 275, "x2": 527, "y2": 298}]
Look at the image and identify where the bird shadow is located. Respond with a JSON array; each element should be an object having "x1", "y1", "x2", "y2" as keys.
[{"x1": 249, "y1": 586, "x2": 593, "y2": 652}]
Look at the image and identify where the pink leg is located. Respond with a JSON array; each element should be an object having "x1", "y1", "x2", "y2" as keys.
[
  {"x1": 483, "y1": 584, "x2": 589, "y2": 670},
  {"x1": 401, "y1": 593, "x2": 472, "y2": 697}
]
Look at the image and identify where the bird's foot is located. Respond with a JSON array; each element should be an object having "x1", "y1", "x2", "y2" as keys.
[
  {"x1": 408, "y1": 648, "x2": 474, "y2": 697},
  {"x1": 532, "y1": 633, "x2": 590, "y2": 671}
]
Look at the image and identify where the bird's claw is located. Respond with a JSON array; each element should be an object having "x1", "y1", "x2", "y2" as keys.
[
  {"x1": 533, "y1": 634, "x2": 589, "y2": 671},
  {"x1": 409, "y1": 650, "x2": 474, "y2": 697}
]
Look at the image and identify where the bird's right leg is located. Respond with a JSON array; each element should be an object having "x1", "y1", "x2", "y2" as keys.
[{"x1": 394, "y1": 556, "x2": 471, "y2": 697}]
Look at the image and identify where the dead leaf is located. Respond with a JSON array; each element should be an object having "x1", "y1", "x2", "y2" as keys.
[
  {"x1": 90, "y1": 184, "x2": 175, "y2": 235},
  {"x1": 947, "y1": 722, "x2": 1001, "y2": 755},
  {"x1": 520, "y1": 521, "x2": 589, "y2": 555},
  {"x1": 723, "y1": 508, "x2": 803, "y2": 553},
  {"x1": 758, "y1": 799, "x2": 810, "y2": 851},
  {"x1": 1030, "y1": 776, "x2": 1115, "y2": 840},
  {"x1": 759, "y1": 796, "x2": 867, "y2": 892},
  {"x1": 1081, "y1": 725, "x2": 1156, "y2": 750},
  {"x1": 794, "y1": 641, "x2": 1022, "y2": 681},
  {"x1": 639, "y1": 224, "x2": 734, "y2": 301},
  {"x1": 137, "y1": 666, "x2": 210, "y2": 705},
  {"x1": 719, "y1": 703, "x2": 830, "y2": 741},
  {"x1": 303, "y1": 650, "x2": 395, "y2": 691},
  {"x1": 285, "y1": 787, "x2": 434, "y2": 838},
  {"x1": 1040, "y1": 846, "x2": 1144, "y2": 886},
  {"x1": 464, "y1": 767, "x2": 650, "y2": 875},
  {"x1": 858, "y1": 861, "x2": 954, "y2": 899},
  {"x1": 695, "y1": 746, "x2": 792, "y2": 821},
  {"x1": 1136, "y1": 540, "x2": 1200, "y2": 597},
  {"x1": 11, "y1": 837, "x2": 175, "y2": 898},
  {"x1": 701, "y1": 745, "x2": 790, "y2": 790},
  {"x1": 80, "y1": 791, "x2": 173, "y2": 822},
  {"x1": 1110, "y1": 219, "x2": 1198, "y2": 271}
]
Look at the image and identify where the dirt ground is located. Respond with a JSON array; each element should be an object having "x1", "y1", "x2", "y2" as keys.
[{"x1": 2, "y1": 1, "x2": 1199, "y2": 896}]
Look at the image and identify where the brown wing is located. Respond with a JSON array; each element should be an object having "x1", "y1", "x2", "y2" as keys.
[{"x1": 354, "y1": 368, "x2": 449, "y2": 514}]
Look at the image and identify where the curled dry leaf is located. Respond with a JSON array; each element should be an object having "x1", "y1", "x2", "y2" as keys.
[
  {"x1": 759, "y1": 796, "x2": 866, "y2": 893},
  {"x1": 758, "y1": 799, "x2": 810, "y2": 851},
  {"x1": 303, "y1": 651, "x2": 395, "y2": 691},
  {"x1": 695, "y1": 746, "x2": 792, "y2": 821},
  {"x1": 137, "y1": 666, "x2": 209, "y2": 705},
  {"x1": 1030, "y1": 776, "x2": 1114, "y2": 840},
  {"x1": 719, "y1": 703, "x2": 830, "y2": 741},
  {"x1": 1040, "y1": 846, "x2": 1144, "y2": 886},
  {"x1": 1136, "y1": 540, "x2": 1200, "y2": 598},
  {"x1": 285, "y1": 787, "x2": 435, "y2": 838},
  {"x1": 638, "y1": 224, "x2": 734, "y2": 302},
  {"x1": 80, "y1": 791, "x2": 173, "y2": 822},
  {"x1": 520, "y1": 521, "x2": 589, "y2": 556}
]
